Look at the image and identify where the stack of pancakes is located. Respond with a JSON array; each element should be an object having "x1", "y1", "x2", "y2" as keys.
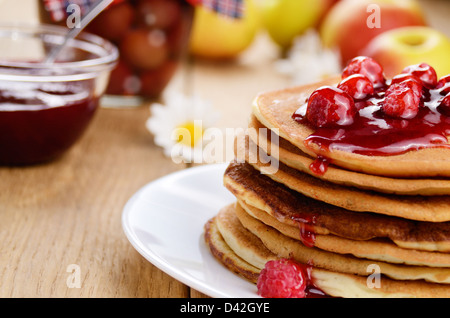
[{"x1": 204, "y1": 78, "x2": 450, "y2": 298}]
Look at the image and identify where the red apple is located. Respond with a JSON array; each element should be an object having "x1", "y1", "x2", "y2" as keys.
[
  {"x1": 361, "y1": 26, "x2": 450, "y2": 79},
  {"x1": 320, "y1": 0, "x2": 427, "y2": 65},
  {"x1": 120, "y1": 28, "x2": 169, "y2": 70},
  {"x1": 86, "y1": 2, "x2": 135, "y2": 42}
]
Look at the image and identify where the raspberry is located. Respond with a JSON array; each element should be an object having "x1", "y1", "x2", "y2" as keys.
[
  {"x1": 401, "y1": 63, "x2": 437, "y2": 88},
  {"x1": 342, "y1": 56, "x2": 386, "y2": 88},
  {"x1": 305, "y1": 86, "x2": 356, "y2": 128},
  {"x1": 391, "y1": 73, "x2": 423, "y2": 99},
  {"x1": 338, "y1": 74, "x2": 374, "y2": 100},
  {"x1": 382, "y1": 79, "x2": 421, "y2": 119},
  {"x1": 257, "y1": 259, "x2": 307, "y2": 298},
  {"x1": 436, "y1": 75, "x2": 450, "y2": 95},
  {"x1": 438, "y1": 93, "x2": 450, "y2": 114}
]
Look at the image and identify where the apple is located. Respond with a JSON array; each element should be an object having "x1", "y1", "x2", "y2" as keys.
[
  {"x1": 361, "y1": 26, "x2": 450, "y2": 79},
  {"x1": 320, "y1": 0, "x2": 427, "y2": 65},
  {"x1": 259, "y1": 0, "x2": 336, "y2": 50},
  {"x1": 189, "y1": 0, "x2": 260, "y2": 59}
]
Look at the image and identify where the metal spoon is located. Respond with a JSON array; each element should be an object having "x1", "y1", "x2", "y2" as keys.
[{"x1": 44, "y1": 0, "x2": 114, "y2": 64}]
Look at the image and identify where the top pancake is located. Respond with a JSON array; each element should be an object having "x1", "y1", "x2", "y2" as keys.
[
  {"x1": 252, "y1": 78, "x2": 450, "y2": 178},
  {"x1": 248, "y1": 115, "x2": 450, "y2": 196}
]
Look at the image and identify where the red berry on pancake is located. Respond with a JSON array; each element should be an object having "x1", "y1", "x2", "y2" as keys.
[
  {"x1": 305, "y1": 86, "x2": 356, "y2": 128},
  {"x1": 338, "y1": 74, "x2": 374, "y2": 100},
  {"x1": 257, "y1": 259, "x2": 307, "y2": 298},
  {"x1": 342, "y1": 56, "x2": 386, "y2": 89},
  {"x1": 436, "y1": 75, "x2": 450, "y2": 95},
  {"x1": 382, "y1": 79, "x2": 421, "y2": 119},
  {"x1": 401, "y1": 63, "x2": 437, "y2": 88}
]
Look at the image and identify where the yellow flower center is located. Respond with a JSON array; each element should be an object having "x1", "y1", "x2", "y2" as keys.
[{"x1": 175, "y1": 121, "x2": 204, "y2": 147}]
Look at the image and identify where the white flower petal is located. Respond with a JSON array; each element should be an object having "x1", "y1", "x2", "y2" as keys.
[
  {"x1": 275, "y1": 29, "x2": 342, "y2": 85},
  {"x1": 145, "y1": 89, "x2": 220, "y2": 163}
]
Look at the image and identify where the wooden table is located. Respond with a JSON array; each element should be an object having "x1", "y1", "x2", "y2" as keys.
[
  {"x1": 0, "y1": 31, "x2": 290, "y2": 298},
  {"x1": 1, "y1": 0, "x2": 449, "y2": 298}
]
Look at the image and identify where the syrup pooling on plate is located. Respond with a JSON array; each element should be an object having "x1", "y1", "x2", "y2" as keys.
[{"x1": 292, "y1": 57, "x2": 450, "y2": 174}]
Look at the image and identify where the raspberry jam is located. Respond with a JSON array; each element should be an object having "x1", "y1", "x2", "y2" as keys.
[
  {"x1": 293, "y1": 57, "x2": 450, "y2": 175},
  {"x1": 0, "y1": 80, "x2": 98, "y2": 165},
  {"x1": 308, "y1": 156, "x2": 330, "y2": 177},
  {"x1": 302, "y1": 264, "x2": 330, "y2": 298},
  {"x1": 292, "y1": 213, "x2": 317, "y2": 248}
]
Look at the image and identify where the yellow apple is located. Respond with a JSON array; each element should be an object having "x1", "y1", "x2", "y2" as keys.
[
  {"x1": 189, "y1": 0, "x2": 260, "y2": 59},
  {"x1": 361, "y1": 26, "x2": 450, "y2": 79},
  {"x1": 320, "y1": 0, "x2": 427, "y2": 65},
  {"x1": 259, "y1": 0, "x2": 335, "y2": 50}
]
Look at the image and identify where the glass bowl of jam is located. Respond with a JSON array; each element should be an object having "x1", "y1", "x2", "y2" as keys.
[{"x1": 0, "y1": 23, "x2": 118, "y2": 165}]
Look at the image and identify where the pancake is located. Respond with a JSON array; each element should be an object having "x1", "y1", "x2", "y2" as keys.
[
  {"x1": 215, "y1": 202, "x2": 277, "y2": 270},
  {"x1": 224, "y1": 161, "x2": 450, "y2": 252},
  {"x1": 204, "y1": 215, "x2": 261, "y2": 283},
  {"x1": 247, "y1": 115, "x2": 450, "y2": 196},
  {"x1": 252, "y1": 78, "x2": 450, "y2": 178},
  {"x1": 238, "y1": 199, "x2": 450, "y2": 267},
  {"x1": 234, "y1": 202, "x2": 450, "y2": 285},
  {"x1": 240, "y1": 138, "x2": 450, "y2": 222},
  {"x1": 207, "y1": 203, "x2": 450, "y2": 297}
]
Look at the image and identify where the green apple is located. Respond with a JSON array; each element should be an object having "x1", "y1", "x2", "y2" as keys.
[
  {"x1": 189, "y1": 0, "x2": 260, "y2": 59},
  {"x1": 259, "y1": 0, "x2": 333, "y2": 50},
  {"x1": 320, "y1": 0, "x2": 426, "y2": 65},
  {"x1": 361, "y1": 26, "x2": 450, "y2": 79}
]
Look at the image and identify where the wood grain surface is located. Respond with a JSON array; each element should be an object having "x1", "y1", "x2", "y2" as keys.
[{"x1": 0, "y1": 27, "x2": 287, "y2": 298}]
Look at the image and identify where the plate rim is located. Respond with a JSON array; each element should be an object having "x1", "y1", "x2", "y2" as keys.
[{"x1": 121, "y1": 163, "x2": 254, "y2": 298}]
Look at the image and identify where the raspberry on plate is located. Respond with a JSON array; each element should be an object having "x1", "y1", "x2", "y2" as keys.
[
  {"x1": 342, "y1": 56, "x2": 386, "y2": 88},
  {"x1": 257, "y1": 259, "x2": 307, "y2": 298},
  {"x1": 401, "y1": 63, "x2": 437, "y2": 88},
  {"x1": 304, "y1": 86, "x2": 356, "y2": 128},
  {"x1": 382, "y1": 79, "x2": 421, "y2": 119}
]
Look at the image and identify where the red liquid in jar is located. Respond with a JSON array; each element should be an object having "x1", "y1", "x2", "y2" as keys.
[{"x1": 0, "y1": 80, "x2": 98, "y2": 165}]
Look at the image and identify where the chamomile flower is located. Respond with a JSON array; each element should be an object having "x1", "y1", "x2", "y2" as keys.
[
  {"x1": 146, "y1": 90, "x2": 220, "y2": 164},
  {"x1": 275, "y1": 29, "x2": 342, "y2": 85}
]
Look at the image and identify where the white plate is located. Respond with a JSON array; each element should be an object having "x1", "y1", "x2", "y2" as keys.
[{"x1": 122, "y1": 163, "x2": 259, "y2": 298}]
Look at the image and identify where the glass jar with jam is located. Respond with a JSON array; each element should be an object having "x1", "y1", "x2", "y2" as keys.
[{"x1": 41, "y1": 0, "x2": 194, "y2": 106}]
